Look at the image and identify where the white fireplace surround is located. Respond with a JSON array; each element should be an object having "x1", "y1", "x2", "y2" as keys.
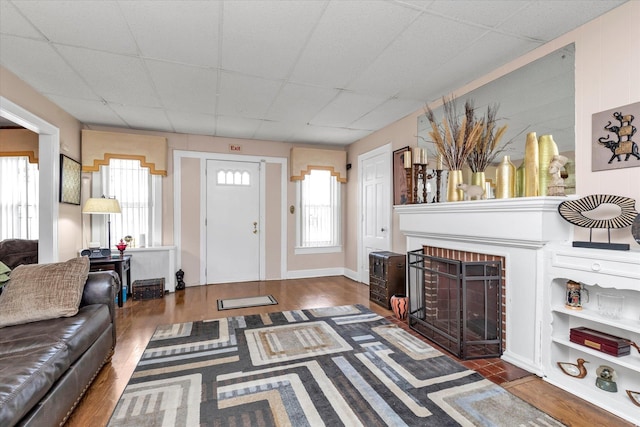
[{"x1": 396, "y1": 197, "x2": 575, "y2": 374}]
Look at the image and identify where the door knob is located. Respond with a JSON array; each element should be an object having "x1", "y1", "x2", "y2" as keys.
[
  {"x1": 381, "y1": 227, "x2": 387, "y2": 232},
  {"x1": 253, "y1": 222, "x2": 258, "y2": 234}
]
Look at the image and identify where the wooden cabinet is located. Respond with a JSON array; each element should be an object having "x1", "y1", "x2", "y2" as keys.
[
  {"x1": 542, "y1": 243, "x2": 640, "y2": 425},
  {"x1": 369, "y1": 251, "x2": 405, "y2": 309}
]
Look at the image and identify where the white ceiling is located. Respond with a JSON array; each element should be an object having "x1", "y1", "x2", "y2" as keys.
[{"x1": 0, "y1": 0, "x2": 627, "y2": 146}]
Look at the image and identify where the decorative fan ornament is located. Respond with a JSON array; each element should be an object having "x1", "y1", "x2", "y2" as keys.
[{"x1": 558, "y1": 194, "x2": 638, "y2": 251}]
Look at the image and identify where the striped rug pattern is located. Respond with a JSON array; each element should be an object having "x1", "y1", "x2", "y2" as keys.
[{"x1": 108, "y1": 305, "x2": 565, "y2": 426}]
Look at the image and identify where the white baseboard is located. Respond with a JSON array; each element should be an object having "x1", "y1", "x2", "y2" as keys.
[
  {"x1": 286, "y1": 267, "x2": 346, "y2": 280},
  {"x1": 342, "y1": 268, "x2": 361, "y2": 283}
]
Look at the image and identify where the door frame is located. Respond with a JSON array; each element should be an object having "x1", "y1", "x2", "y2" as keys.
[
  {"x1": 357, "y1": 142, "x2": 392, "y2": 283},
  {"x1": 0, "y1": 96, "x2": 59, "y2": 263},
  {"x1": 173, "y1": 150, "x2": 287, "y2": 285}
]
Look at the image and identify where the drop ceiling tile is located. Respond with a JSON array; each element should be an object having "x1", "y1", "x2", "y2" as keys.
[
  {"x1": 310, "y1": 91, "x2": 390, "y2": 128},
  {"x1": 12, "y1": 0, "x2": 137, "y2": 54},
  {"x1": 0, "y1": 1, "x2": 45, "y2": 39},
  {"x1": 348, "y1": 12, "x2": 488, "y2": 98},
  {"x1": 253, "y1": 120, "x2": 297, "y2": 142},
  {"x1": 56, "y1": 45, "x2": 161, "y2": 108},
  {"x1": 120, "y1": 1, "x2": 220, "y2": 67},
  {"x1": 291, "y1": 124, "x2": 371, "y2": 145},
  {"x1": 0, "y1": 35, "x2": 98, "y2": 100},
  {"x1": 166, "y1": 110, "x2": 216, "y2": 136},
  {"x1": 427, "y1": 0, "x2": 528, "y2": 28},
  {"x1": 266, "y1": 83, "x2": 339, "y2": 123},
  {"x1": 215, "y1": 115, "x2": 261, "y2": 140},
  {"x1": 217, "y1": 72, "x2": 282, "y2": 118},
  {"x1": 222, "y1": 0, "x2": 325, "y2": 80},
  {"x1": 45, "y1": 95, "x2": 127, "y2": 127},
  {"x1": 350, "y1": 98, "x2": 424, "y2": 131},
  {"x1": 498, "y1": 1, "x2": 626, "y2": 41},
  {"x1": 289, "y1": 0, "x2": 420, "y2": 88},
  {"x1": 400, "y1": 31, "x2": 540, "y2": 102},
  {"x1": 146, "y1": 60, "x2": 217, "y2": 114},
  {"x1": 110, "y1": 104, "x2": 174, "y2": 132}
]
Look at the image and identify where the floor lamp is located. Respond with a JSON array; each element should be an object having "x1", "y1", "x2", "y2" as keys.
[{"x1": 82, "y1": 196, "x2": 121, "y2": 250}]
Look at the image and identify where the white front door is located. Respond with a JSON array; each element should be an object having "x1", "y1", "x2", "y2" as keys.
[
  {"x1": 205, "y1": 160, "x2": 261, "y2": 283},
  {"x1": 359, "y1": 145, "x2": 392, "y2": 284}
]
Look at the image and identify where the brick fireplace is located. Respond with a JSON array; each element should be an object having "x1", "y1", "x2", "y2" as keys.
[{"x1": 395, "y1": 197, "x2": 574, "y2": 374}]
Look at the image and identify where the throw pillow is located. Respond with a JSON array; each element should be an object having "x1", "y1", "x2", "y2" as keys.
[{"x1": 0, "y1": 256, "x2": 90, "y2": 328}]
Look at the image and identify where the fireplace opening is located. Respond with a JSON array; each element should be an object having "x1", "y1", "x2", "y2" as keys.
[{"x1": 407, "y1": 248, "x2": 503, "y2": 359}]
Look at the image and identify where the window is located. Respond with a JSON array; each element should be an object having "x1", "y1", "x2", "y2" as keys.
[
  {"x1": 91, "y1": 159, "x2": 162, "y2": 247},
  {"x1": 0, "y1": 156, "x2": 38, "y2": 239},
  {"x1": 296, "y1": 169, "x2": 341, "y2": 252},
  {"x1": 217, "y1": 169, "x2": 250, "y2": 186}
]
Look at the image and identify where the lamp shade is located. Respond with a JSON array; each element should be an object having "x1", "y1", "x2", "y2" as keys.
[{"x1": 82, "y1": 197, "x2": 121, "y2": 214}]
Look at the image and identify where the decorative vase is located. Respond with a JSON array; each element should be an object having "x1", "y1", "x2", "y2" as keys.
[
  {"x1": 515, "y1": 162, "x2": 525, "y2": 197},
  {"x1": 524, "y1": 132, "x2": 539, "y2": 197},
  {"x1": 538, "y1": 134, "x2": 559, "y2": 196},
  {"x1": 390, "y1": 294, "x2": 408, "y2": 320},
  {"x1": 446, "y1": 170, "x2": 464, "y2": 202},
  {"x1": 471, "y1": 171, "x2": 486, "y2": 188},
  {"x1": 495, "y1": 155, "x2": 516, "y2": 199}
]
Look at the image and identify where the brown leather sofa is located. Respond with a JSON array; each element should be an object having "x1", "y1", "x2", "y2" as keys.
[
  {"x1": 0, "y1": 239, "x2": 38, "y2": 270},
  {"x1": 0, "y1": 258, "x2": 118, "y2": 426}
]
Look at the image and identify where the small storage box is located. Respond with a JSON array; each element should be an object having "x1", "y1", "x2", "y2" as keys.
[
  {"x1": 132, "y1": 278, "x2": 165, "y2": 300},
  {"x1": 570, "y1": 327, "x2": 631, "y2": 357}
]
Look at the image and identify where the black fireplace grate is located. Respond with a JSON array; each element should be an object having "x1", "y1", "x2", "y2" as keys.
[{"x1": 407, "y1": 248, "x2": 503, "y2": 359}]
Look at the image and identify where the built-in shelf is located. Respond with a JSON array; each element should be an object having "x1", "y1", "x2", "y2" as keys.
[{"x1": 543, "y1": 242, "x2": 640, "y2": 425}]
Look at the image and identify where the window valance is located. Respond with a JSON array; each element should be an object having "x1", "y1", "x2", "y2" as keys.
[
  {"x1": 81, "y1": 130, "x2": 167, "y2": 176},
  {"x1": 0, "y1": 129, "x2": 38, "y2": 163},
  {"x1": 290, "y1": 147, "x2": 347, "y2": 183}
]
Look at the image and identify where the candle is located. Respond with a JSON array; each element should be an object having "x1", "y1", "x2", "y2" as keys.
[
  {"x1": 403, "y1": 150, "x2": 412, "y2": 169},
  {"x1": 413, "y1": 147, "x2": 427, "y2": 165},
  {"x1": 436, "y1": 154, "x2": 443, "y2": 170}
]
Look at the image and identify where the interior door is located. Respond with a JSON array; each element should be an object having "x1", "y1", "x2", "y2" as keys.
[
  {"x1": 205, "y1": 160, "x2": 261, "y2": 284},
  {"x1": 360, "y1": 147, "x2": 391, "y2": 284}
]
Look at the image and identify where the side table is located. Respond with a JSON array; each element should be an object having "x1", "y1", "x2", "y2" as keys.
[{"x1": 89, "y1": 255, "x2": 131, "y2": 308}]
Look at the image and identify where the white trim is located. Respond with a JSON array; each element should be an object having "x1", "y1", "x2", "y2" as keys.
[
  {"x1": 0, "y1": 96, "x2": 59, "y2": 263},
  {"x1": 343, "y1": 268, "x2": 359, "y2": 283},
  {"x1": 286, "y1": 267, "x2": 346, "y2": 279},
  {"x1": 173, "y1": 150, "x2": 287, "y2": 284},
  {"x1": 294, "y1": 245, "x2": 342, "y2": 255},
  {"x1": 357, "y1": 143, "x2": 392, "y2": 283}
]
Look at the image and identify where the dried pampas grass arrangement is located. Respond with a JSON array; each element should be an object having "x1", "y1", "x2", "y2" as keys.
[
  {"x1": 425, "y1": 97, "x2": 484, "y2": 171},
  {"x1": 467, "y1": 103, "x2": 509, "y2": 173}
]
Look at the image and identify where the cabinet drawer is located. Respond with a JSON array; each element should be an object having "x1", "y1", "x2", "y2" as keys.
[
  {"x1": 552, "y1": 250, "x2": 640, "y2": 283},
  {"x1": 90, "y1": 263, "x2": 116, "y2": 272}
]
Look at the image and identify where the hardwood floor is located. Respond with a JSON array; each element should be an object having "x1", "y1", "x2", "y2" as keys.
[{"x1": 65, "y1": 276, "x2": 631, "y2": 427}]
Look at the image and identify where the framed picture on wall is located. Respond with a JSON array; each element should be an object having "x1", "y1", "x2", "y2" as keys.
[
  {"x1": 592, "y1": 101, "x2": 640, "y2": 171},
  {"x1": 393, "y1": 146, "x2": 411, "y2": 205},
  {"x1": 59, "y1": 154, "x2": 81, "y2": 205}
]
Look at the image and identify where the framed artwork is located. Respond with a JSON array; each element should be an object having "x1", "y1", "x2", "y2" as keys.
[
  {"x1": 393, "y1": 146, "x2": 411, "y2": 205},
  {"x1": 59, "y1": 154, "x2": 81, "y2": 205},
  {"x1": 592, "y1": 101, "x2": 640, "y2": 171}
]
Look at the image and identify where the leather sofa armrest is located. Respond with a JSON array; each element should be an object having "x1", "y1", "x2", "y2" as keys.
[{"x1": 81, "y1": 271, "x2": 119, "y2": 345}]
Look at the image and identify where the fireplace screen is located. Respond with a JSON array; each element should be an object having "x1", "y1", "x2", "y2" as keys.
[{"x1": 407, "y1": 249, "x2": 502, "y2": 359}]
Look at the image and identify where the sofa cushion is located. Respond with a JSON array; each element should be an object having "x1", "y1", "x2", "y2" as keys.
[
  {"x1": 0, "y1": 304, "x2": 111, "y2": 362},
  {"x1": 0, "y1": 341, "x2": 70, "y2": 427},
  {"x1": 0, "y1": 256, "x2": 90, "y2": 328}
]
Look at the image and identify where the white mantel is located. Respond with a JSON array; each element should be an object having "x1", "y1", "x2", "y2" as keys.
[{"x1": 395, "y1": 197, "x2": 575, "y2": 374}]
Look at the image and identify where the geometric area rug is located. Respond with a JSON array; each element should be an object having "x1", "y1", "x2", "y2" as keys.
[{"x1": 107, "y1": 305, "x2": 565, "y2": 426}]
